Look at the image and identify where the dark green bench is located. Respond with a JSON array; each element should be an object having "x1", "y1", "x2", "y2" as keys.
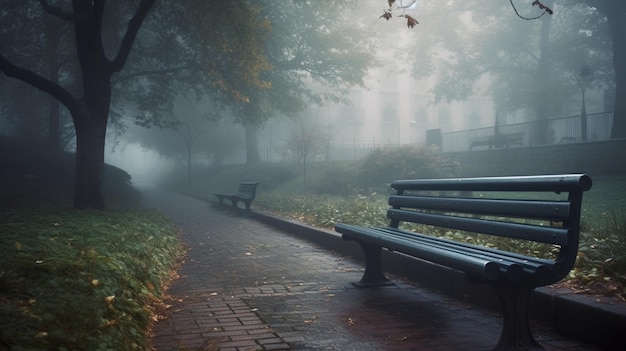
[
  {"x1": 335, "y1": 174, "x2": 592, "y2": 350},
  {"x1": 215, "y1": 182, "x2": 258, "y2": 210}
]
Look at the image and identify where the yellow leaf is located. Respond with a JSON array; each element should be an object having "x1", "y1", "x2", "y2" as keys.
[
  {"x1": 15, "y1": 242, "x2": 22, "y2": 251},
  {"x1": 104, "y1": 295, "x2": 115, "y2": 305}
]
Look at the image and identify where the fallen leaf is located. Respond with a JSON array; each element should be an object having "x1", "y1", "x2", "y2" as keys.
[{"x1": 405, "y1": 15, "x2": 418, "y2": 28}]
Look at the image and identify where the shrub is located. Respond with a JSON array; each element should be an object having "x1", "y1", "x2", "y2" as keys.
[{"x1": 356, "y1": 146, "x2": 443, "y2": 192}]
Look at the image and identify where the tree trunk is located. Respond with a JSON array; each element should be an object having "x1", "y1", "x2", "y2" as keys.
[
  {"x1": 45, "y1": 13, "x2": 61, "y2": 156},
  {"x1": 187, "y1": 147, "x2": 192, "y2": 184},
  {"x1": 606, "y1": 6, "x2": 626, "y2": 138},
  {"x1": 531, "y1": 2, "x2": 553, "y2": 145},
  {"x1": 73, "y1": 108, "x2": 107, "y2": 209},
  {"x1": 245, "y1": 124, "x2": 261, "y2": 164},
  {"x1": 48, "y1": 97, "x2": 61, "y2": 155}
]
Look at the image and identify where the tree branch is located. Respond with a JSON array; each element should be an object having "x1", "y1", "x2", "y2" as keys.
[
  {"x1": 38, "y1": 0, "x2": 74, "y2": 21},
  {"x1": 110, "y1": 0, "x2": 156, "y2": 72},
  {"x1": 0, "y1": 53, "x2": 78, "y2": 116},
  {"x1": 112, "y1": 64, "x2": 194, "y2": 84}
]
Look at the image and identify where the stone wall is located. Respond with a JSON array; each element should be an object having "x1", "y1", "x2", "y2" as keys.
[{"x1": 443, "y1": 138, "x2": 626, "y2": 177}]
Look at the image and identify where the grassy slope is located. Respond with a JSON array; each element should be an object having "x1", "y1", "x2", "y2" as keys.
[{"x1": 0, "y1": 140, "x2": 183, "y2": 350}]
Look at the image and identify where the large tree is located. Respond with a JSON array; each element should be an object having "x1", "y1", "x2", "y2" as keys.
[
  {"x1": 0, "y1": 0, "x2": 271, "y2": 209},
  {"x1": 0, "y1": 0, "x2": 156, "y2": 209}
]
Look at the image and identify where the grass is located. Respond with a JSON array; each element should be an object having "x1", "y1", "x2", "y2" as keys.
[
  {"x1": 0, "y1": 207, "x2": 183, "y2": 351},
  {"x1": 0, "y1": 142, "x2": 184, "y2": 351}
]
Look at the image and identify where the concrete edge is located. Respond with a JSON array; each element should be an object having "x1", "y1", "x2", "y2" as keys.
[{"x1": 237, "y1": 206, "x2": 626, "y2": 350}]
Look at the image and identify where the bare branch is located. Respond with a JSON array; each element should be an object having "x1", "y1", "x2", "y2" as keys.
[
  {"x1": 38, "y1": 0, "x2": 73, "y2": 21},
  {"x1": 110, "y1": 0, "x2": 156, "y2": 72}
]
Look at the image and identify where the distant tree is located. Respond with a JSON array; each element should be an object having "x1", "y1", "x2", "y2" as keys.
[
  {"x1": 581, "y1": 0, "x2": 626, "y2": 138},
  {"x1": 279, "y1": 114, "x2": 330, "y2": 189},
  {"x1": 225, "y1": 0, "x2": 379, "y2": 164},
  {"x1": 384, "y1": 0, "x2": 625, "y2": 139}
]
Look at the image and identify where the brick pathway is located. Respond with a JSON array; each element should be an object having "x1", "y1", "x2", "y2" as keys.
[{"x1": 143, "y1": 187, "x2": 605, "y2": 351}]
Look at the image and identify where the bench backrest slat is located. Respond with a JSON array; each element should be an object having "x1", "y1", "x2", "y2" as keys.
[
  {"x1": 391, "y1": 174, "x2": 592, "y2": 193},
  {"x1": 237, "y1": 182, "x2": 258, "y2": 199},
  {"x1": 387, "y1": 208, "x2": 569, "y2": 246},
  {"x1": 388, "y1": 196, "x2": 571, "y2": 221},
  {"x1": 385, "y1": 174, "x2": 591, "y2": 277}
]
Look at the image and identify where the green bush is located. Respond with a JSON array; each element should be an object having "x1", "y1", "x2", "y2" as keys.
[{"x1": 356, "y1": 146, "x2": 443, "y2": 192}]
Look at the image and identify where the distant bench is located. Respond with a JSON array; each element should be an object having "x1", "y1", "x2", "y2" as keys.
[
  {"x1": 335, "y1": 174, "x2": 592, "y2": 350},
  {"x1": 215, "y1": 182, "x2": 258, "y2": 210},
  {"x1": 470, "y1": 132, "x2": 524, "y2": 151}
]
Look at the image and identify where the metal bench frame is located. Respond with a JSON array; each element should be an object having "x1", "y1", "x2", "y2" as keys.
[
  {"x1": 335, "y1": 174, "x2": 592, "y2": 351},
  {"x1": 215, "y1": 182, "x2": 258, "y2": 210}
]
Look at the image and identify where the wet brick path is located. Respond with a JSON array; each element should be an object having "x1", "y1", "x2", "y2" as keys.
[{"x1": 143, "y1": 187, "x2": 604, "y2": 351}]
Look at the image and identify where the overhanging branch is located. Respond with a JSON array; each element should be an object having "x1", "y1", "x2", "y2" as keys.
[{"x1": 0, "y1": 53, "x2": 78, "y2": 116}]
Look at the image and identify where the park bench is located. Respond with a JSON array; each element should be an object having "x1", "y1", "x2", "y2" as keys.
[
  {"x1": 470, "y1": 132, "x2": 525, "y2": 151},
  {"x1": 335, "y1": 174, "x2": 592, "y2": 350},
  {"x1": 215, "y1": 182, "x2": 258, "y2": 210}
]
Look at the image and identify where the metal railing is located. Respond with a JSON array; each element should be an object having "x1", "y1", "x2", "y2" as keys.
[
  {"x1": 259, "y1": 112, "x2": 615, "y2": 162},
  {"x1": 441, "y1": 112, "x2": 614, "y2": 153}
]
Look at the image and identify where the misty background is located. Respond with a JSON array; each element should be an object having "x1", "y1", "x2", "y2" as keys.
[{"x1": 0, "y1": 0, "x2": 622, "y2": 196}]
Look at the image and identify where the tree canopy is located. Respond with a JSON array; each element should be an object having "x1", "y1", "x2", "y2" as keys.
[
  {"x1": 383, "y1": 0, "x2": 624, "y2": 139},
  {"x1": 0, "y1": 0, "x2": 378, "y2": 208}
]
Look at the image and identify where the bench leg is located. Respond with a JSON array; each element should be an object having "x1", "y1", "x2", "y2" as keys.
[
  {"x1": 492, "y1": 282, "x2": 543, "y2": 351},
  {"x1": 353, "y1": 241, "x2": 394, "y2": 288},
  {"x1": 229, "y1": 197, "x2": 239, "y2": 209},
  {"x1": 243, "y1": 201, "x2": 251, "y2": 210}
]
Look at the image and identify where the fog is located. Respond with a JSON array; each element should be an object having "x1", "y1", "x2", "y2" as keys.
[
  {"x1": 1, "y1": 0, "x2": 623, "y2": 191},
  {"x1": 104, "y1": 143, "x2": 176, "y2": 185}
]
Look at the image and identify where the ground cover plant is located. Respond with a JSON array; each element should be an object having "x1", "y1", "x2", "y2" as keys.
[
  {"x1": 0, "y1": 139, "x2": 183, "y2": 350},
  {"x1": 0, "y1": 207, "x2": 183, "y2": 350}
]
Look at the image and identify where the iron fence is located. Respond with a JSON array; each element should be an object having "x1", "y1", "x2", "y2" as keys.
[
  {"x1": 440, "y1": 112, "x2": 614, "y2": 153},
  {"x1": 260, "y1": 112, "x2": 615, "y2": 162}
]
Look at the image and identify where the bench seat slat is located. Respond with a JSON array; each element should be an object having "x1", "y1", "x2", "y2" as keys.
[
  {"x1": 338, "y1": 224, "x2": 556, "y2": 283},
  {"x1": 387, "y1": 208, "x2": 569, "y2": 246},
  {"x1": 337, "y1": 223, "x2": 502, "y2": 280},
  {"x1": 388, "y1": 196, "x2": 570, "y2": 221},
  {"x1": 372, "y1": 227, "x2": 556, "y2": 283}
]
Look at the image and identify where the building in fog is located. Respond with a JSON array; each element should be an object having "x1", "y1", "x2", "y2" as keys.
[{"x1": 325, "y1": 66, "x2": 495, "y2": 148}]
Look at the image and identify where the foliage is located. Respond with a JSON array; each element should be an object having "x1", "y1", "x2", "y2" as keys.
[
  {"x1": 570, "y1": 211, "x2": 626, "y2": 297},
  {"x1": 256, "y1": 193, "x2": 388, "y2": 229},
  {"x1": 0, "y1": 208, "x2": 183, "y2": 350},
  {"x1": 357, "y1": 146, "x2": 443, "y2": 192},
  {"x1": 401, "y1": 0, "x2": 614, "y2": 121}
]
